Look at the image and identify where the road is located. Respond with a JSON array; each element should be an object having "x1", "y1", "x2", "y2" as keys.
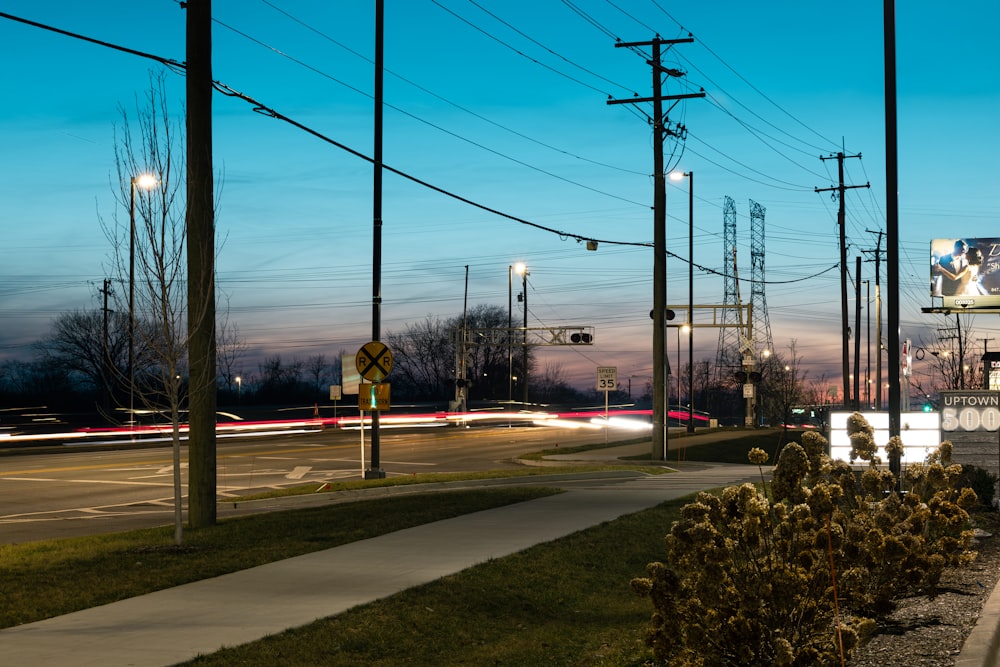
[{"x1": 0, "y1": 421, "x2": 653, "y2": 545}]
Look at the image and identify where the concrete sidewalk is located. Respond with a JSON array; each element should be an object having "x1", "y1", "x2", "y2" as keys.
[
  {"x1": 0, "y1": 462, "x2": 761, "y2": 666},
  {"x1": 2, "y1": 431, "x2": 998, "y2": 666}
]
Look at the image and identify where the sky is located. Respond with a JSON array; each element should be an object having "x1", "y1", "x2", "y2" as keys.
[{"x1": 1, "y1": 1, "x2": 998, "y2": 398}]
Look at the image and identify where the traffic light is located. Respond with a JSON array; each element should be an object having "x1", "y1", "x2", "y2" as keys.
[{"x1": 570, "y1": 331, "x2": 593, "y2": 344}]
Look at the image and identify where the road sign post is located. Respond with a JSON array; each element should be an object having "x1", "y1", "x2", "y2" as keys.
[
  {"x1": 597, "y1": 366, "x2": 617, "y2": 429},
  {"x1": 356, "y1": 342, "x2": 393, "y2": 480}
]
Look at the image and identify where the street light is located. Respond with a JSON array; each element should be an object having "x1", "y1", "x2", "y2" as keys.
[
  {"x1": 129, "y1": 173, "x2": 158, "y2": 431},
  {"x1": 235, "y1": 376, "x2": 242, "y2": 403},
  {"x1": 514, "y1": 262, "x2": 529, "y2": 406},
  {"x1": 670, "y1": 170, "x2": 695, "y2": 432},
  {"x1": 508, "y1": 265, "x2": 513, "y2": 410}
]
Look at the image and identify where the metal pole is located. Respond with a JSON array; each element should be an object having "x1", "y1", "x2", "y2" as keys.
[
  {"x1": 128, "y1": 178, "x2": 136, "y2": 434},
  {"x1": 367, "y1": 0, "x2": 385, "y2": 479},
  {"x1": 508, "y1": 265, "x2": 512, "y2": 416},
  {"x1": 687, "y1": 171, "x2": 695, "y2": 432},
  {"x1": 522, "y1": 269, "x2": 529, "y2": 407}
]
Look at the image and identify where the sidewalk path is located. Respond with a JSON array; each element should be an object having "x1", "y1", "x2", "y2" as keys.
[{"x1": 0, "y1": 462, "x2": 761, "y2": 666}]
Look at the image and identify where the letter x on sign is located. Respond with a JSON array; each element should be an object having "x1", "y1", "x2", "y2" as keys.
[{"x1": 356, "y1": 341, "x2": 394, "y2": 382}]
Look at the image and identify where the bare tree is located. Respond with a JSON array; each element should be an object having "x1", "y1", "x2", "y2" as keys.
[
  {"x1": 306, "y1": 354, "x2": 328, "y2": 393},
  {"x1": 101, "y1": 71, "x2": 204, "y2": 545},
  {"x1": 385, "y1": 316, "x2": 453, "y2": 399},
  {"x1": 35, "y1": 309, "x2": 128, "y2": 398},
  {"x1": 216, "y1": 302, "x2": 247, "y2": 395}
]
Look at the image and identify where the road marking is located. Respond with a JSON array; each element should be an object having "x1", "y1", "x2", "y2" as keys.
[
  {"x1": 0, "y1": 477, "x2": 175, "y2": 487},
  {"x1": 286, "y1": 466, "x2": 312, "y2": 479}
]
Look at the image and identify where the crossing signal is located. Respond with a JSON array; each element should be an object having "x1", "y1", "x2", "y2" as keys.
[{"x1": 570, "y1": 331, "x2": 593, "y2": 344}]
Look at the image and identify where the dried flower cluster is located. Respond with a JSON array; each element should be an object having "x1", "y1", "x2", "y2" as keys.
[{"x1": 632, "y1": 413, "x2": 980, "y2": 666}]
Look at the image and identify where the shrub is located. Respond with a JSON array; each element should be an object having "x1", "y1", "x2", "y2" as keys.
[
  {"x1": 957, "y1": 464, "x2": 998, "y2": 508},
  {"x1": 632, "y1": 412, "x2": 978, "y2": 666}
]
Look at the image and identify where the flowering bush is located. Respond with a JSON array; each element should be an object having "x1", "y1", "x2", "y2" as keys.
[{"x1": 632, "y1": 413, "x2": 979, "y2": 665}]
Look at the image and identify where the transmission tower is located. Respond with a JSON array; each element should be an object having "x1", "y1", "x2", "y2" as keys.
[
  {"x1": 714, "y1": 196, "x2": 741, "y2": 385},
  {"x1": 749, "y1": 199, "x2": 773, "y2": 355}
]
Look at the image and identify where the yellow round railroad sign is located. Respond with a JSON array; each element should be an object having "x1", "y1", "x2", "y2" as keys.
[{"x1": 356, "y1": 341, "x2": 394, "y2": 382}]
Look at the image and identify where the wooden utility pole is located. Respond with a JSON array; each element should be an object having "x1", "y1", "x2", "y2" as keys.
[
  {"x1": 863, "y1": 230, "x2": 884, "y2": 409},
  {"x1": 854, "y1": 256, "x2": 862, "y2": 410},
  {"x1": 885, "y1": 0, "x2": 902, "y2": 480},
  {"x1": 185, "y1": 0, "x2": 217, "y2": 527},
  {"x1": 608, "y1": 36, "x2": 702, "y2": 461},
  {"x1": 816, "y1": 152, "x2": 868, "y2": 409}
]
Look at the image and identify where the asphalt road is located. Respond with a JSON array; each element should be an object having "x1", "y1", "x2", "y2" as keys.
[{"x1": 0, "y1": 421, "x2": 653, "y2": 545}]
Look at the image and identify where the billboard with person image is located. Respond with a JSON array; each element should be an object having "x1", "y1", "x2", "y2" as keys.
[{"x1": 930, "y1": 238, "x2": 1000, "y2": 310}]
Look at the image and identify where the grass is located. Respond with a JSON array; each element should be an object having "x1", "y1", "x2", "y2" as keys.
[
  {"x1": 0, "y1": 486, "x2": 559, "y2": 628},
  {"x1": 181, "y1": 494, "x2": 689, "y2": 666},
  {"x1": 638, "y1": 427, "x2": 790, "y2": 465},
  {"x1": 0, "y1": 430, "x2": 789, "y2": 664}
]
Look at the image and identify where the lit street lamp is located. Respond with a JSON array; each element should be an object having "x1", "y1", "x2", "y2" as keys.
[
  {"x1": 235, "y1": 376, "x2": 242, "y2": 403},
  {"x1": 129, "y1": 173, "x2": 157, "y2": 431}
]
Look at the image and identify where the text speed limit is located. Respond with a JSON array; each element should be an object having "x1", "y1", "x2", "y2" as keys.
[{"x1": 597, "y1": 366, "x2": 617, "y2": 392}]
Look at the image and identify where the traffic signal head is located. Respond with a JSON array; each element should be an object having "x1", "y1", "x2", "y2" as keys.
[{"x1": 570, "y1": 331, "x2": 593, "y2": 344}]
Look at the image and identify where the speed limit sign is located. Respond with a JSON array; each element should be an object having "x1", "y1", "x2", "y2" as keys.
[{"x1": 597, "y1": 366, "x2": 617, "y2": 392}]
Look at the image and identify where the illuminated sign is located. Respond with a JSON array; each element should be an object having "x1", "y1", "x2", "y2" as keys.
[{"x1": 930, "y1": 237, "x2": 1000, "y2": 310}]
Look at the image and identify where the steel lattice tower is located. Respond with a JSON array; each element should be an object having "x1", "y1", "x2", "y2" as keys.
[
  {"x1": 749, "y1": 199, "x2": 774, "y2": 356},
  {"x1": 714, "y1": 196, "x2": 740, "y2": 385}
]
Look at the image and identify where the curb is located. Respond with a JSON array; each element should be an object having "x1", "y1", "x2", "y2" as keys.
[{"x1": 956, "y1": 572, "x2": 1000, "y2": 666}]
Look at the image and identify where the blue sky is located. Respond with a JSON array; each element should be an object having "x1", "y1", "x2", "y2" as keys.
[{"x1": 1, "y1": 1, "x2": 998, "y2": 396}]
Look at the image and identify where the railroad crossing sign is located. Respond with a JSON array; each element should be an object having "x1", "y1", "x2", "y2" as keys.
[
  {"x1": 356, "y1": 341, "x2": 394, "y2": 382},
  {"x1": 358, "y1": 382, "x2": 391, "y2": 411}
]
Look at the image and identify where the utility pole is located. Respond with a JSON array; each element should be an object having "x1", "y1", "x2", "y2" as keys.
[
  {"x1": 608, "y1": 36, "x2": 703, "y2": 461},
  {"x1": 854, "y1": 256, "x2": 862, "y2": 410},
  {"x1": 185, "y1": 0, "x2": 218, "y2": 528},
  {"x1": 863, "y1": 230, "x2": 884, "y2": 409},
  {"x1": 816, "y1": 152, "x2": 869, "y2": 409}
]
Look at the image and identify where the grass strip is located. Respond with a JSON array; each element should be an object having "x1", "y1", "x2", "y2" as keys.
[
  {"x1": 180, "y1": 495, "x2": 692, "y2": 666},
  {"x1": 0, "y1": 486, "x2": 558, "y2": 629}
]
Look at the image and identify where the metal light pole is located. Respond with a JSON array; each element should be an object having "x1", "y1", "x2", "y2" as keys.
[
  {"x1": 508, "y1": 264, "x2": 513, "y2": 410},
  {"x1": 128, "y1": 173, "x2": 157, "y2": 431},
  {"x1": 671, "y1": 170, "x2": 696, "y2": 432},
  {"x1": 129, "y1": 178, "x2": 136, "y2": 431}
]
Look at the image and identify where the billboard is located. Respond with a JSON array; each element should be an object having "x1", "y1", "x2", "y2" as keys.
[{"x1": 930, "y1": 237, "x2": 1000, "y2": 310}]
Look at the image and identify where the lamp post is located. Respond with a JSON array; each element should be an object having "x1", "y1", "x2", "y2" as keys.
[
  {"x1": 679, "y1": 323, "x2": 690, "y2": 423},
  {"x1": 671, "y1": 170, "x2": 695, "y2": 432},
  {"x1": 235, "y1": 376, "x2": 242, "y2": 403},
  {"x1": 128, "y1": 173, "x2": 157, "y2": 431},
  {"x1": 508, "y1": 265, "x2": 513, "y2": 410},
  {"x1": 514, "y1": 262, "x2": 528, "y2": 406}
]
